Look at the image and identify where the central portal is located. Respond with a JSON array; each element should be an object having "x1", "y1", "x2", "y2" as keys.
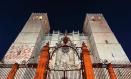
[{"x1": 47, "y1": 35, "x2": 83, "y2": 79}]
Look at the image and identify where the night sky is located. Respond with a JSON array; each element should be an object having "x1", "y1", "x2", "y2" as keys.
[{"x1": 0, "y1": 0, "x2": 131, "y2": 60}]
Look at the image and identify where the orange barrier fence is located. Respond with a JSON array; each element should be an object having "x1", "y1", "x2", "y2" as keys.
[
  {"x1": 82, "y1": 42, "x2": 95, "y2": 79},
  {"x1": 7, "y1": 63, "x2": 19, "y2": 79},
  {"x1": 1, "y1": 42, "x2": 131, "y2": 79},
  {"x1": 107, "y1": 63, "x2": 117, "y2": 79},
  {"x1": 34, "y1": 43, "x2": 49, "y2": 79}
]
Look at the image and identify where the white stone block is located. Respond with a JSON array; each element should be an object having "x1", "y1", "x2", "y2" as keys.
[
  {"x1": 95, "y1": 44, "x2": 130, "y2": 63},
  {"x1": 14, "y1": 32, "x2": 39, "y2": 44},
  {"x1": 91, "y1": 33, "x2": 119, "y2": 44},
  {"x1": 88, "y1": 21, "x2": 111, "y2": 33},
  {"x1": 21, "y1": 22, "x2": 42, "y2": 33}
]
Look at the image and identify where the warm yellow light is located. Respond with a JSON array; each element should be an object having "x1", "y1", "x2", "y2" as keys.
[
  {"x1": 38, "y1": 16, "x2": 43, "y2": 20},
  {"x1": 32, "y1": 16, "x2": 43, "y2": 20}
]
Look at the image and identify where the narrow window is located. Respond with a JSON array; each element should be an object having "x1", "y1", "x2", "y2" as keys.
[{"x1": 105, "y1": 40, "x2": 109, "y2": 44}]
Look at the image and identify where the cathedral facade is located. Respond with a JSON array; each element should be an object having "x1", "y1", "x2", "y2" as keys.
[{"x1": 0, "y1": 13, "x2": 131, "y2": 79}]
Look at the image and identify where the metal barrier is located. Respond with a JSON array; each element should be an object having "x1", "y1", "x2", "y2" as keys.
[
  {"x1": 0, "y1": 68, "x2": 11, "y2": 79},
  {"x1": 0, "y1": 63, "x2": 131, "y2": 79},
  {"x1": 46, "y1": 70, "x2": 83, "y2": 79}
]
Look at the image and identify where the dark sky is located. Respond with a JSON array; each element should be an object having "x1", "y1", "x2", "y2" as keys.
[{"x1": 0, "y1": 0, "x2": 131, "y2": 60}]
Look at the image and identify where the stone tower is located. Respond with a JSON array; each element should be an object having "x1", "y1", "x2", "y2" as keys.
[{"x1": 83, "y1": 14, "x2": 129, "y2": 64}]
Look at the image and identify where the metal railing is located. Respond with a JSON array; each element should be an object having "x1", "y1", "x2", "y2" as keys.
[{"x1": 0, "y1": 63, "x2": 131, "y2": 79}]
